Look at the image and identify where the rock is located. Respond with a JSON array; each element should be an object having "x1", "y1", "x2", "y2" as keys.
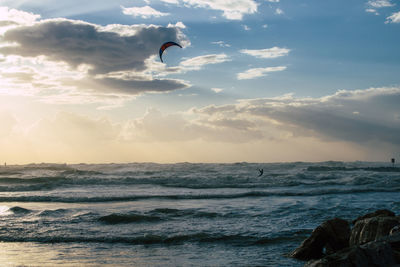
[
  {"x1": 352, "y1": 209, "x2": 395, "y2": 225},
  {"x1": 293, "y1": 210, "x2": 400, "y2": 265},
  {"x1": 386, "y1": 232, "x2": 400, "y2": 251},
  {"x1": 290, "y1": 218, "x2": 350, "y2": 261},
  {"x1": 350, "y1": 216, "x2": 400, "y2": 246},
  {"x1": 391, "y1": 225, "x2": 400, "y2": 236},
  {"x1": 304, "y1": 239, "x2": 397, "y2": 267}
]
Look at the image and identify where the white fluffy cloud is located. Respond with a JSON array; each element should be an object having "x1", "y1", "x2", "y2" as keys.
[
  {"x1": 366, "y1": 0, "x2": 395, "y2": 16},
  {"x1": 366, "y1": 8, "x2": 379, "y2": 15},
  {"x1": 160, "y1": 0, "x2": 258, "y2": 20},
  {"x1": 179, "y1": 54, "x2": 230, "y2": 71},
  {"x1": 211, "y1": 41, "x2": 231, "y2": 47},
  {"x1": 237, "y1": 66, "x2": 287, "y2": 80},
  {"x1": 275, "y1": 8, "x2": 284, "y2": 15},
  {"x1": 0, "y1": 6, "x2": 40, "y2": 26},
  {"x1": 367, "y1": 0, "x2": 394, "y2": 8},
  {"x1": 386, "y1": 11, "x2": 400, "y2": 23},
  {"x1": 122, "y1": 6, "x2": 170, "y2": 19},
  {"x1": 211, "y1": 88, "x2": 223, "y2": 93},
  {"x1": 240, "y1": 47, "x2": 290, "y2": 59}
]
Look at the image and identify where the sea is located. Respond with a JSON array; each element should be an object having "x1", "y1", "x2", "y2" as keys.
[{"x1": 0, "y1": 161, "x2": 399, "y2": 266}]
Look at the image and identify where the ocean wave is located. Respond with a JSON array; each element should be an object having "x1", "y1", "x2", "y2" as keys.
[
  {"x1": 0, "y1": 187, "x2": 398, "y2": 203},
  {"x1": 149, "y1": 208, "x2": 219, "y2": 218},
  {"x1": 0, "y1": 163, "x2": 398, "y2": 193},
  {"x1": 60, "y1": 169, "x2": 103, "y2": 176},
  {"x1": 307, "y1": 166, "x2": 400, "y2": 172},
  {"x1": 0, "y1": 174, "x2": 392, "y2": 191},
  {"x1": 39, "y1": 209, "x2": 69, "y2": 217},
  {"x1": 0, "y1": 232, "x2": 306, "y2": 246},
  {"x1": 0, "y1": 177, "x2": 68, "y2": 184},
  {"x1": 98, "y1": 208, "x2": 221, "y2": 224},
  {"x1": 99, "y1": 213, "x2": 162, "y2": 224},
  {"x1": 9, "y1": 206, "x2": 32, "y2": 214}
]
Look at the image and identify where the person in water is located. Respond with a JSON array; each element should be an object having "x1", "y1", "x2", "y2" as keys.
[{"x1": 258, "y1": 168, "x2": 263, "y2": 177}]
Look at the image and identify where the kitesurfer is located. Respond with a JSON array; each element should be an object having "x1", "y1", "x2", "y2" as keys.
[{"x1": 258, "y1": 168, "x2": 263, "y2": 177}]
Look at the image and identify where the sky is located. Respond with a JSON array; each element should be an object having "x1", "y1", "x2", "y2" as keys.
[{"x1": 0, "y1": 0, "x2": 399, "y2": 164}]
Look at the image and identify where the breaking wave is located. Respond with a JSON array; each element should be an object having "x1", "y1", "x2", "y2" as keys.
[
  {"x1": 0, "y1": 187, "x2": 398, "y2": 203},
  {"x1": 98, "y1": 208, "x2": 221, "y2": 224},
  {"x1": 0, "y1": 231, "x2": 308, "y2": 246}
]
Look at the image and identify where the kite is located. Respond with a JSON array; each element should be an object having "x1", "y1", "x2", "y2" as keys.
[{"x1": 159, "y1": 41, "x2": 182, "y2": 63}]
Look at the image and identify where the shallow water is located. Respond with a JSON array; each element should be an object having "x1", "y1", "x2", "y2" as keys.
[{"x1": 0, "y1": 162, "x2": 399, "y2": 266}]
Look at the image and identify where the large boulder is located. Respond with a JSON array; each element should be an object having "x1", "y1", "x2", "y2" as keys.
[
  {"x1": 290, "y1": 218, "x2": 350, "y2": 261},
  {"x1": 304, "y1": 240, "x2": 397, "y2": 267},
  {"x1": 350, "y1": 216, "x2": 400, "y2": 246},
  {"x1": 352, "y1": 209, "x2": 395, "y2": 225}
]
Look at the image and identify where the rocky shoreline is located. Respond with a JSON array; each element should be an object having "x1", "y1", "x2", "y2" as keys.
[{"x1": 290, "y1": 209, "x2": 400, "y2": 266}]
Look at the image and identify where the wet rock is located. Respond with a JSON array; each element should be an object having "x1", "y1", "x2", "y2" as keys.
[
  {"x1": 290, "y1": 218, "x2": 350, "y2": 261},
  {"x1": 387, "y1": 232, "x2": 400, "y2": 252},
  {"x1": 304, "y1": 240, "x2": 397, "y2": 267},
  {"x1": 291, "y1": 210, "x2": 400, "y2": 266},
  {"x1": 390, "y1": 225, "x2": 400, "y2": 236},
  {"x1": 352, "y1": 209, "x2": 395, "y2": 225},
  {"x1": 350, "y1": 216, "x2": 400, "y2": 246}
]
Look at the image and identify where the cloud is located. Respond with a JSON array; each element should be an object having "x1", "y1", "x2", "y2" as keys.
[
  {"x1": 194, "y1": 87, "x2": 400, "y2": 147},
  {"x1": 159, "y1": 0, "x2": 258, "y2": 20},
  {"x1": 211, "y1": 41, "x2": 231, "y2": 47},
  {"x1": 161, "y1": 0, "x2": 180, "y2": 3},
  {"x1": 90, "y1": 77, "x2": 190, "y2": 95},
  {"x1": 0, "y1": 6, "x2": 40, "y2": 26},
  {"x1": 3, "y1": 87, "x2": 400, "y2": 162},
  {"x1": 179, "y1": 53, "x2": 230, "y2": 71},
  {"x1": 0, "y1": 19, "x2": 185, "y2": 74},
  {"x1": 127, "y1": 108, "x2": 264, "y2": 143},
  {"x1": 275, "y1": 8, "x2": 284, "y2": 15},
  {"x1": 240, "y1": 47, "x2": 290, "y2": 59},
  {"x1": 122, "y1": 5, "x2": 170, "y2": 19},
  {"x1": 126, "y1": 87, "x2": 400, "y2": 148},
  {"x1": 211, "y1": 88, "x2": 223, "y2": 93},
  {"x1": 366, "y1": 8, "x2": 379, "y2": 15},
  {"x1": 31, "y1": 112, "x2": 120, "y2": 144},
  {"x1": 0, "y1": 6, "x2": 40, "y2": 35},
  {"x1": 168, "y1": 21, "x2": 186, "y2": 28},
  {"x1": 367, "y1": 0, "x2": 394, "y2": 8},
  {"x1": 237, "y1": 66, "x2": 287, "y2": 80},
  {"x1": 141, "y1": 53, "x2": 230, "y2": 77},
  {"x1": 366, "y1": 0, "x2": 396, "y2": 16},
  {"x1": 242, "y1": 24, "x2": 251, "y2": 31},
  {"x1": 0, "y1": 10, "x2": 191, "y2": 102},
  {"x1": 386, "y1": 11, "x2": 400, "y2": 23}
]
